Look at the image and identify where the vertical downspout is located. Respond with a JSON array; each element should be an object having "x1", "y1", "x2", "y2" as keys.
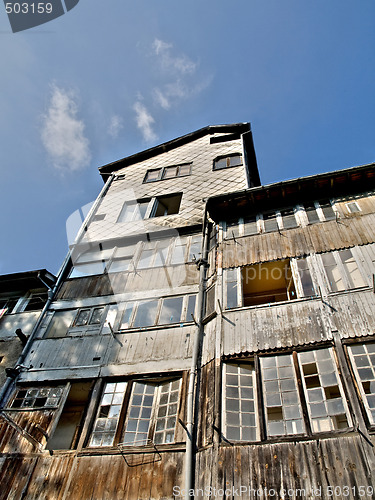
[
  {"x1": 0, "y1": 174, "x2": 115, "y2": 408},
  {"x1": 185, "y1": 204, "x2": 210, "y2": 498}
]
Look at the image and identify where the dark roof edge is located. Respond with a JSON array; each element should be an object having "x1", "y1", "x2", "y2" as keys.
[
  {"x1": 99, "y1": 123, "x2": 251, "y2": 179},
  {"x1": 0, "y1": 269, "x2": 57, "y2": 286},
  {"x1": 207, "y1": 162, "x2": 375, "y2": 206}
]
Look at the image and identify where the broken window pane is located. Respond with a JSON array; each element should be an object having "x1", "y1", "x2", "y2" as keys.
[
  {"x1": 260, "y1": 354, "x2": 304, "y2": 437},
  {"x1": 89, "y1": 382, "x2": 127, "y2": 447},
  {"x1": 348, "y1": 343, "x2": 375, "y2": 425},
  {"x1": 10, "y1": 386, "x2": 64, "y2": 409},
  {"x1": 223, "y1": 363, "x2": 258, "y2": 442},
  {"x1": 298, "y1": 348, "x2": 351, "y2": 432}
]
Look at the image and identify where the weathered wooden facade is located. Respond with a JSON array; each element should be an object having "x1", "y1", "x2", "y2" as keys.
[{"x1": 1, "y1": 124, "x2": 375, "y2": 499}]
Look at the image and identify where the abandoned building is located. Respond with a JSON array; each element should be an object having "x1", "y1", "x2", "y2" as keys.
[{"x1": 0, "y1": 122, "x2": 375, "y2": 498}]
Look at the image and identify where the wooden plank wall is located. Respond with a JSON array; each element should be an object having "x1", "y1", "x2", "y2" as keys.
[
  {"x1": 195, "y1": 436, "x2": 375, "y2": 499},
  {"x1": 0, "y1": 410, "x2": 54, "y2": 454},
  {"x1": 23, "y1": 325, "x2": 194, "y2": 376},
  {"x1": 222, "y1": 213, "x2": 375, "y2": 268},
  {"x1": 0, "y1": 451, "x2": 185, "y2": 500},
  {"x1": 222, "y1": 299, "x2": 330, "y2": 356}
]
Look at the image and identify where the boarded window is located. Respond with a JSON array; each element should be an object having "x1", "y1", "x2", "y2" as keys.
[
  {"x1": 280, "y1": 208, "x2": 298, "y2": 229},
  {"x1": 223, "y1": 362, "x2": 258, "y2": 442},
  {"x1": 262, "y1": 212, "x2": 278, "y2": 233},
  {"x1": 261, "y1": 354, "x2": 304, "y2": 437},
  {"x1": 242, "y1": 259, "x2": 296, "y2": 307},
  {"x1": 243, "y1": 216, "x2": 258, "y2": 236},
  {"x1": 348, "y1": 343, "x2": 375, "y2": 425},
  {"x1": 304, "y1": 202, "x2": 321, "y2": 224}
]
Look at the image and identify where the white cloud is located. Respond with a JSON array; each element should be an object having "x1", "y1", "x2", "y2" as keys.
[
  {"x1": 133, "y1": 101, "x2": 157, "y2": 142},
  {"x1": 41, "y1": 85, "x2": 91, "y2": 172},
  {"x1": 108, "y1": 115, "x2": 123, "y2": 138},
  {"x1": 153, "y1": 38, "x2": 196, "y2": 75}
]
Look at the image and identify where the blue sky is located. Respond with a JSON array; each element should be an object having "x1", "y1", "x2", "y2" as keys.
[{"x1": 1, "y1": 0, "x2": 374, "y2": 276}]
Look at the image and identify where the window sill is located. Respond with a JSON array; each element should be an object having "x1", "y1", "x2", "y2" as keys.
[
  {"x1": 77, "y1": 442, "x2": 186, "y2": 456},
  {"x1": 225, "y1": 294, "x2": 320, "y2": 313}
]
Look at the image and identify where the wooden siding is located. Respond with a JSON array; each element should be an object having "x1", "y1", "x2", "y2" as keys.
[
  {"x1": 195, "y1": 436, "x2": 375, "y2": 499},
  {"x1": 0, "y1": 410, "x2": 54, "y2": 454},
  {"x1": 221, "y1": 299, "x2": 330, "y2": 356},
  {"x1": 222, "y1": 213, "x2": 375, "y2": 268},
  {"x1": 21, "y1": 326, "x2": 194, "y2": 381},
  {"x1": 1, "y1": 436, "x2": 374, "y2": 499}
]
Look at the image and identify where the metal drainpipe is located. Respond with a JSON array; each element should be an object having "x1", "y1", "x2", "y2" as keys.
[
  {"x1": 0, "y1": 174, "x2": 115, "y2": 409},
  {"x1": 185, "y1": 204, "x2": 210, "y2": 498}
]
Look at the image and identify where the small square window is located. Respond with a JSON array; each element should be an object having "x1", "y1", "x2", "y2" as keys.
[
  {"x1": 346, "y1": 201, "x2": 361, "y2": 214},
  {"x1": 150, "y1": 194, "x2": 182, "y2": 218},
  {"x1": 213, "y1": 154, "x2": 242, "y2": 170}
]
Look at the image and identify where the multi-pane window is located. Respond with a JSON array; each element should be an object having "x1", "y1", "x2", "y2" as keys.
[
  {"x1": 223, "y1": 348, "x2": 351, "y2": 442},
  {"x1": 213, "y1": 154, "x2": 242, "y2": 170},
  {"x1": 321, "y1": 249, "x2": 366, "y2": 292},
  {"x1": 144, "y1": 164, "x2": 191, "y2": 183},
  {"x1": 9, "y1": 386, "x2": 64, "y2": 409},
  {"x1": 298, "y1": 349, "x2": 351, "y2": 432},
  {"x1": 223, "y1": 363, "x2": 258, "y2": 441},
  {"x1": 261, "y1": 355, "x2": 304, "y2": 436},
  {"x1": 122, "y1": 379, "x2": 181, "y2": 446},
  {"x1": 90, "y1": 378, "x2": 182, "y2": 448},
  {"x1": 303, "y1": 200, "x2": 335, "y2": 224},
  {"x1": 348, "y1": 343, "x2": 375, "y2": 425},
  {"x1": 46, "y1": 306, "x2": 111, "y2": 338},
  {"x1": 89, "y1": 382, "x2": 127, "y2": 447},
  {"x1": 74, "y1": 307, "x2": 105, "y2": 327},
  {"x1": 117, "y1": 199, "x2": 150, "y2": 223},
  {"x1": 119, "y1": 294, "x2": 196, "y2": 330}
]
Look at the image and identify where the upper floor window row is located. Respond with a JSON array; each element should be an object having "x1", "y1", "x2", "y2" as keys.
[
  {"x1": 45, "y1": 294, "x2": 197, "y2": 338},
  {"x1": 70, "y1": 233, "x2": 202, "y2": 278},
  {"x1": 224, "y1": 200, "x2": 337, "y2": 239},
  {"x1": 144, "y1": 164, "x2": 192, "y2": 183},
  {"x1": 0, "y1": 290, "x2": 48, "y2": 317},
  {"x1": 117, "y1": 193, "x2": 182, "y2": 223},
  {"x1": 213, "y1": 153, "x2": 243, "y2": 170},
  {"x1": 225, "y1": 247, "x2": 370, "y2": 309}
]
